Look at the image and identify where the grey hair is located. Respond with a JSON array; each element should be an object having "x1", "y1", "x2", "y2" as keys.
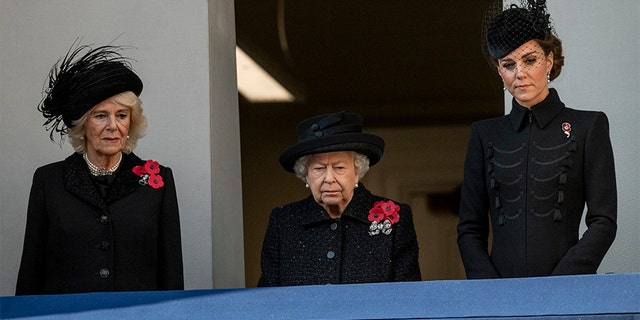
[
  {"x1": 67, "y1": 91, "x2": 147, "y2": 154},
  {"x1": 293, "y1": 151, "x2": 371, "y2": 183}
]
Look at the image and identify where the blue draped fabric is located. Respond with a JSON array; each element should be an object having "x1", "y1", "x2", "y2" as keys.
[{"x1": 2, "y1": 273, "x2": 638, "y2": 319}]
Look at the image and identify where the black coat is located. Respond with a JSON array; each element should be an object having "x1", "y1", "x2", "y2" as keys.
[
  {"x1": 258, "y1": 185, "x2": 421, "y2": 286},
  {"x1": 457, "y1": 89, "x2": 617, "y2": 279},
  {"x1": 16, "y1": 152, "x2": 184, "y2": 295}
]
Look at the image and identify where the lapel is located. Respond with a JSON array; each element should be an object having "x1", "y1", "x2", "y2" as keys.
[{"x1": 342, "y1": 185, "x2": 377, "y2": 225}]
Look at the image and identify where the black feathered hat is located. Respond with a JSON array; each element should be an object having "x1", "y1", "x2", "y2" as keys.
[
  {"x1": 38, "y1": 41, "x2": 143, "y2": 141},
  {"x1": 483, "y1": 0, "x2": 554, "y2": 60},
  {"x1": 279, "y1": 112, "x2": 385, "y2": 173}
]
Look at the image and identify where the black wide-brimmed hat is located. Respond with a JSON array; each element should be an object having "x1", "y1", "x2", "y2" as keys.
[
  {"x1": 483, "y1": 0, "x2": 554, "y2": 60},
  {"x1": 38, "y1": 41, "x2": 143, "y2": 141},
  {"x1": 279, "y1": 112, "x2": 385, "y2": 172}
]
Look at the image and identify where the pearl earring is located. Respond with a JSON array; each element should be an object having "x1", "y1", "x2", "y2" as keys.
[
  {"x1": 305, "y1": 183, "x2": 309, "y2": 188},
  {"x1": 355, "y1": 183, "x2": 359, "y2": 188},
  {"x1": 547, "y1": 72, "x2": 551, "y2": 83}
]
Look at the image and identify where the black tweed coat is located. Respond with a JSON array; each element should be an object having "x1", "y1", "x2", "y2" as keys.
[
  {"x1": 16, "y1": 152, "x2": 184, "y2": 295},
  {"x1": 258, "y1": 185, "x2": 421, "y2": 286},
  {"x1": 457, "y1": 89, "x2": 617, "y2": 279}
]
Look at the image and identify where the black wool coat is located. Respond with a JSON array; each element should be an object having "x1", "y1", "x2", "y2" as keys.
[
  {"x1": 457, "y1": 89, "x2": 617, "y2": 279},
  {"x1": 16, "y1": 152, "x2": 184, "y2": 295},
  {"x1": 258, "y1": 185, "x2": 421, "y2": 287}
]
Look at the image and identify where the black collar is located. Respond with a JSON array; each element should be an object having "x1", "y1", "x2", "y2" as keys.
[
  {"x1": 509, "y1": 88, "x2": 565, "y2": 131},
  {"x1": 64, "y1": 152, "x2": 144, "y2": 209},
  {"x1": 300, "y1": 184, "x2": 373, "y2": 226}
]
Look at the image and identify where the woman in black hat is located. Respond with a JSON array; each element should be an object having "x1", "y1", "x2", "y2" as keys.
[
  {"x1": 457, "y1": 0, "x2": 617, "y2": 279},
  {"x1": 16, "y1": 42, "x2": 184, "y2": 295},
  {"x1": 258, "y1": 112, "x2": 421, "y2": 286}
]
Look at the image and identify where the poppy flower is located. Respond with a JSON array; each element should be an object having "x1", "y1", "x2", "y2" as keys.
[
  {"x1": 368, "y1": 207, "x2": 385, "y2": 223},
  {"x1": 387, "y1": 211, "x2": 400, "y2": 224},
  {"x1": 132, "y1": 165, "x2": 146, "y2": 176},
  {"x1": 132, "y1": 159, "x2": 164, "y2": 189},
  {"x1": 379, "y1": 200, "x2": 400, "y2": 218},
  {"x1": 368, "y1": 200, "x2": 401, "y2": 236},
  {"x1": 148, "y1": 173, "x2": 164, "y2": 189},
  {"x1": 144, "y1": 160, "x2": 161, "y2": 175}
]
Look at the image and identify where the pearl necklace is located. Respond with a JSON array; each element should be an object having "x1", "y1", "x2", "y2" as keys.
[{"x1": 83, "y1": 152, "x2": 122, "y2": 176}]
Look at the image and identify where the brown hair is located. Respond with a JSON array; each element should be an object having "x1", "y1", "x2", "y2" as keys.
[{"x1": 535, "y1": 34, "x2": 565, "y2": 81}]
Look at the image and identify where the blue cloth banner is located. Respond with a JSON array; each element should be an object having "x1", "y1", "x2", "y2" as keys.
[{"x1": 1, "y1": 273, "x2": 639, "y2": 319}]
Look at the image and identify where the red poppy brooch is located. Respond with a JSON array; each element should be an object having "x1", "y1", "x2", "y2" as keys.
[
  {"x1": 562, "y1": 122, "x2": 572, "y2": 138},
  {"x1": 368, "y1": 200, "x2": 400, "y2": 236},
  {"x1": 132, "y1": 160, "x2": 164, "y2": 189}
]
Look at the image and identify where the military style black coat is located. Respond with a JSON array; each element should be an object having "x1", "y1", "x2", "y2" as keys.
[
  {"x1": 457, "y1": 89, "x2": 617, "y2": 279},
  {"x1": 258, "y1": 185, "x2": 421, "y2": 286},
  {"x1": 16, "y1": 152, "x2": 184, "y2": 295}
]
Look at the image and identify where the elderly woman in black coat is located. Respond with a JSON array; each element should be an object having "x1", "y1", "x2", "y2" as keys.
[
  {"x1": 258, "y1": 112, "x2": 421, "y2": 286},
  {"x1": 16, "y1": 42, "x2": 184, "y2": 295},
  {"x1": 457, "y1": 0, "x2": 617, "y2": 279}
]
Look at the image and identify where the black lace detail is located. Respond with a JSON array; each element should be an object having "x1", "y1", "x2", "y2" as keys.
[
  {"x1": 532, "y1": 155, "x2": 568, "y2": 166},
  {"x1": 533, "y1": 207, "x2": 556, "y2": 218},
  {"x1": 532, "y1": 189, "x2": 558, "y2": 201},
  {"x1": 498, "y1": 174, "x2": 523, "y2": 186},
  {"x1": 489, "y1": 142, "x2": 527, "y2": 225},
  {"x1": 494, "y1": 159, "x2": 524, "y2": 169},
  {"x1": 493, "y1": 143, "x2": 526, "y2": 154},
  {"x1": 489, "y1": 135, "x2": 577, "y2": 224},
  {"x1": 502, "y1": 208, "x2": 523, "y2": 223},
  {"x1": 533, "y1": 139, "x2": 572, "y2": 151},
  {"x1": 533, "y1": 171, "x2": 561, "y2": 183},
  {"x1": 503, "y1": 191, "x2": 524, "y2": 203},
  {"x1": 553, "y1": 138, "x2": 575, "y2": 221},
  {"x1": 487, "y1": 143, "x2": 508, "y2": 225}
]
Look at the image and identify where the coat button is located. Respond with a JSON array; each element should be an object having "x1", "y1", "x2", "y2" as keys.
[
  {"x1": 98, "y1": 268, "x2": 110, "y2": 279},
  {"x1": 330, "y1": 223, "x2": 338, "y2": 231},
  {"x1": 98, "y1": 215, "x2": 109, "y2": 224},
  {"x1": 327, "y1": 251, "x2": 335, "y2": 259},
  {"x1": 98, "y1": 241, "x2": 110, "y2": 251}
]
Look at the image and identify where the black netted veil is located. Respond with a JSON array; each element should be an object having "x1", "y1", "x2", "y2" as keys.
[
  {"x1": 38, "y1": 40, "x2": 143, "y2": 142},
  {"x1": 481, "y1": 0, "x2": 556, "y2": 67}
]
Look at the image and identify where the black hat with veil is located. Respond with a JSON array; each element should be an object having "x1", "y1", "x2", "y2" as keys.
[{"x1": 482, "y1": 0, "x2": 556, "y2": 62}]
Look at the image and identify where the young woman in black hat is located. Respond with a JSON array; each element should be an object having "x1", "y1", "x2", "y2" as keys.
[
  {"x1": 16, "y1": 42, "x2": 184, "y2": 294},
  {"x1": 258, "y1": 112, "x2": 421, "y2": 286},
  {"x1": 457, "y1": 0, "x2": 617, "y2": 279}
]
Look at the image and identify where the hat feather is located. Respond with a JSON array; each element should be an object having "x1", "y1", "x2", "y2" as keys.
[{"x1": 38, "y1": 40, "x2": 142, "y2": 141}]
